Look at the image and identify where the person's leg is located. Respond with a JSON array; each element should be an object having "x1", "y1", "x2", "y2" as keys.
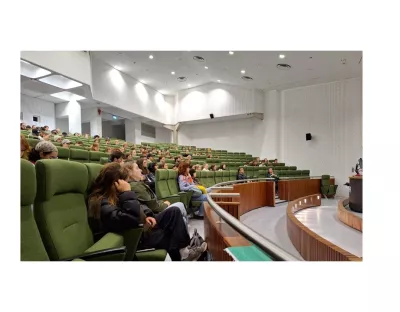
[
  {"x1": 192, "y1": 193, "x2": 207, "y2": 217},
  {"x1": 165, "y1": 202, "x2": 188, "y2": 232}
]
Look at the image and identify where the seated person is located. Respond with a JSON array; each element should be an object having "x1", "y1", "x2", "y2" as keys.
[
  {"x1": 266, "y1": 167, "x2": 279, "y2": 193},
  {"x1": 146, "y1": 162, "x2": 157, "y2": 193},
  {"x1": 237, "y1": 167, "x2": 247, "y2": 180},
  {"x1": 210, "y1": 164, "x2": 217, "y2": 171},
  {"x1": 110, "y1": 150, "x2": 124, "y2": 163},
  {"x1": 218, "y1": 163, "x2": 227, "y2": 171},
  {"x1": 178, "y1": 162, "x2": 206, "y2": 218},
  {"x1": 20, "y1": 134, "x2": 31, "y2": 160},
  {"x1": 147, "y1": 153, "x2": 155, "y2": 163},
  {"x1": 75, "y1": 141, "x2": 83, "y2": 146},
  {"x1": 88, "y1": 163, "x2": 206, "y2": 261},
  {"x1": 28, "y1": 141, "x2": 58, "y2": 164},
  {"x1": 163, "y1": 163, "x2": 169, "y2": 169},
  {"x1": 124, "y1": 161, "x2": 188, "y2": 230},
  {"x1": 202, "y1": 163, "x2": 209, "y2": 171},
  {"x1": 61, "y1": 132, "x2": 67, "y2": 138},
  {"x1": 62, "y1": 139, "x2": 71, "y2": 148},
  {"x1": 91, "y1": 143, "x2": 100, "y2": 151},
  {"x1": 20, "y1": 122, "x2": 26, "y2": 130},
  {"x1": 189, "y1": 169, "x2": 211, "y2": 194}
]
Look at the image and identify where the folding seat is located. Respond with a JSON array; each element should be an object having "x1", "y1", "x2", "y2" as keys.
[
  {"x1": 252, "y1": 167, "x2": 260, "y2": 179},
  {"x1": 222, "y1": 170, "x2": 230, "y2": 182},
  {"x1": 34, "y1": 160, "x2": 126, "y2": 261},
  {"x1": 56, "y1": 147, "x2": 70, "y2": 160},
  {"x1": 70, "y1": 149, "x2": 89, "y2": 163},
  {"x1": 294, "y1": 170, "x2": 303, "y2": 177},
  {"x1": 100, "y1": 157, "x2": 109, "y2": 165},
  {"x1": 20, "y1": 159, "x2": 49, "y2": 261},
  {"x1": 215, "y1": 171, "x2": 223, "y2": 184},
  {"x1": 206, "y1": 171, "x2": 216, "y2": 187},
  {"x1": 27, "y1": 138, "x2": 40, "y2": 148},
  {"x1": 286, "y1": 170, "x2": 295, "y2": 177},
  {"x1": 196, "y1": 170, "x2": 205, "y2": 185},
  {"x1": 69, "y1": 145, "x2": 87, "y2": 150},
  {"x1": 289, "y1": 166, "x2": 297, "y2": 170},
  {"x1": 155, "y1": 169, "x2": 181, "y2": 204},
  {"x1": 301, "y1": 170, "x2": 310, "y2": 176},
  {"x1": 89, "y1": 151, "x2": 109, "y2": 163},
  {"x1": 244, "y1": 166, "x2": 254, "y2": 179},
  {"x1": 53, "y1": 142, "x2": 62, "y2": 147},
  {"x1": 259, "y1": 169, "x2": 267, "y2": 177},
  {"x1": 321, "y1": 174, "x2": 338, "y2": 198},
  {"x1": 230, "y1": 170, "x2": 237, "y2": 181}
]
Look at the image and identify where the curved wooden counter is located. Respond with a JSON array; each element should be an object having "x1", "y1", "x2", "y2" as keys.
[
  {"x1": 337, "y1": 198, "x2": 362, "y2": 232},
  {"x1": 286, "y1": 194, "x2": 362, "y2": 261}
]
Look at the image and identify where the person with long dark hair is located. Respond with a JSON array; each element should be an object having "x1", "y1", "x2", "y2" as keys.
[{"x1": 88, "y1": 163, "x2": 206, "y2": 261}]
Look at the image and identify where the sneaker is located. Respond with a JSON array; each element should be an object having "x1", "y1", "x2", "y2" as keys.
[{"x1": 182, "y1": 242, "x2": 208, "y2": 261}]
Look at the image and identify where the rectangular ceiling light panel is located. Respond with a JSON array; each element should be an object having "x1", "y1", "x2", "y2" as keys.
[
  {"x1": 50, "y1": 91, "x2": 86, "y2": 101},
  {"x1": 39, "y1": 74, "x2": 82, "y2": 89},
  {"x1": 20, "y1": 60, "x2": 51, "y2": 78}
]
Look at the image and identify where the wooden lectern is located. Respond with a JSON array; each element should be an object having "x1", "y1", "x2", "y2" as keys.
[{"x1": 349, "y1": 176, "x2": 362, "y2": 213}]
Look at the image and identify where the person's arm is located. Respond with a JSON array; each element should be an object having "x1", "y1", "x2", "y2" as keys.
[
  {"x1": 178, "y1": 175, "x2": 192, "y2": 191},
  {"x1": 101, "y1": 191, "x2": 142, "y2": 232}
]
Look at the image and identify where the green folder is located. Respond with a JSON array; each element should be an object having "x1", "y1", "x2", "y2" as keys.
[{"x1": 224, "y1": 245, "x2": 273, "y2": 261}]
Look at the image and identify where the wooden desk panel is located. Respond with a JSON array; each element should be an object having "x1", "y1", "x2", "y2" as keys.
[
  {"x1": 233, "y1": 181, "x2": 275, "y2": 216},
  {"x1": 279, "y1": 178, "x2": 335, "y2": 201}
]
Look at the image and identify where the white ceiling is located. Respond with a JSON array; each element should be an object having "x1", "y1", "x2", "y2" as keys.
[{"x1": 91, "y1": 51, "x2": 362, "y2": 95}]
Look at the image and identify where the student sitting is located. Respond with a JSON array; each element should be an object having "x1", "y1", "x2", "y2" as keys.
[
  {"x1": 202, "y1": 163, "x2": 209, "y2": 171},
  {"x1": 266, "y1": 167, "x2": 279, "y2": 194},
  {"x1": 20, "y1": 134, "x2": 31, "y2": 160},
  {"x1": 91, "y1": 143, "x2": 100, "y2": 151},
  {"x1": 210, "y1": 164, "x2": 217, "y2": 171},
  {"x1": 28, "y1": 141, "x2": 58, "y2": 164},
  {"x1": 178, "y1": 162, "x2": 206, "y2": 218},
  {"x1": 218, "y1": 163, "x2": 227, "y2": 171},
  {"x1": 146, "y1": 162, "x2": 157, "y2": 193},
  {"x1": 124, "y1": 161, "x2": 188, "y2": 230},
  {"x1": 237, "y1": 167, "x2": 247, "y2": 180},
  {"x1": 189, "y1": 169, "x2": 211, "y2": 194},
  {"x1": 88, "y1": 163, "x2": 206, "y2": 261},
  {"x1": 110, "y1": 150, "x2": 124, "y2": 163}
]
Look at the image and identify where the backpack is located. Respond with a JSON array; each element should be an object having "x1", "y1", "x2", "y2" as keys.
[{"x1": 189, "y1": 229, "x2": 212, "y2": 261}]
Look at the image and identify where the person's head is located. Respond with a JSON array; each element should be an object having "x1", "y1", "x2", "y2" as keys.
[
  {"x1": 189, "y1": 168, "x2": 197, "y2": 178},
  {"x1": 238, "y1": 167, "x2": 244, "y2": 175},
  {"x1": 195, "y1": 164, "x2": 201, "y2": 171},
  {"x1": 137, "y1": 158, "x2": 149, "y2": 174},
  {"x1": 148, "y1": 162, "x2": 158, "y2": 174},
  {"x1": 163, "y1": 163, "x2": 168, "y2": 169},
  {"x1": 20, "y1": 135, "x2": 31, "y2": 159},
  {"x1": 91, "y1": 143, "x2": 99, "y2": 151},
  {"x1": 32, "y1": 128, "x2": 39, "y2": 137},
  {"x1": 110, "y1": 150, "x2": 124, "y2": 163},
  {"x1": 114, "y1": 140, "x2": 119, "y2": 145},
  {"x1": 94, "y1": 135, "x2": 100, "y2": 140},
  {"x1": 147, "y1": 153, "x2": 154, "y2": 161},
  {"x1": 44, "y1": 126, "x2": 49, "y2": 131},
  {"x1": 159, "y1": 156, "x2": 165, "y2": 163},
  {"x1": 120, "y1": 147, "x2": 125, "y2": 153},
  {"x1": 203, "y1": 163, "x2": 209, "y2": 170},
  {"x1": 210, "y1": 164, "x2": 217, "y2": 171},
  {"x1": 20, "y1": 122, "x2": 26, "y2": 130},
  {"x1": 187, "y1": 154, "x2": 192, "y2": 160},
  {"x1": 123, "y1": 142, "x2": 128, "y2": 148},
  {"x1": 178, "y1": 162, "x2": 190, "y2": 176},
  {"x1": 26, "y1": 125, "x2": 31, "y2": 130},
  {"x1": 264, "y1": 158, "x2": 268, "y2": 163},
  {"x1": 62, "y1": 132, "x2": 67, "y2": 137},
  {"x1": 105, "y1": 147, "x2": 112, "y2": 153},
  {"x1": 274, "y1": 159, "x2": 278, "y2": 163},
  {"x1": 131, "y1": 149, "x2": 137, "y2": 156},
  {"x1": 28, "y1": 141, "x2": 58, "y2": 162},
  {"x1": 122, "y1": 161, "x2": 143, "y2": 182},
  {"x1": 268, "y1": 167, "x2": 273, "y2": 174},
  {"x1": 51, "y1": 129, "x2": 58, "y2": 135},
  {"x1": 75, "y1": 141, "x2": 83, "y2": 146},
  {"x1": 219, "y1": 163, "x2": 226, "y2": 170},
  {"x1": 88, "y1": 163, "x2": 129, "y2": 219}
]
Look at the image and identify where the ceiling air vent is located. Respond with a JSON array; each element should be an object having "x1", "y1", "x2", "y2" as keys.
[
  {"x1": 241, "y1": 76, "x2": 254, "y2": 81},
  {"x1": 177, "y1": 76, "x2": 187, "y2": 82},
  {"x1": 276, "y1": 64, "x2": 291, "y2": 70},
  {"x1": 193, "y1": 56, "x2": 205, "y2": 62}
]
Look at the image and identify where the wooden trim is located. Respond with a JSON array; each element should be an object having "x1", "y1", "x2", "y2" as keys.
[
  {"x1": 349, "y1": 176, "x2": 363, "y2": 180},
  {"x1": 286, "y1": 194, "x2": 362, "y2": 261},
  {"x1": 337, "y1": 198, "x2": 362, "y2": 232}
]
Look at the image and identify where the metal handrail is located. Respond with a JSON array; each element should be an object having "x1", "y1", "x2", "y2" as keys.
[{"x1": 206, "y1": 177, "x2": 313, "y2": 261}]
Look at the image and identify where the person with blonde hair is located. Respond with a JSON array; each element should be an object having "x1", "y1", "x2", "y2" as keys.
[{"x1": 20, "y1": 135, "x2": 31, "y2": 160}]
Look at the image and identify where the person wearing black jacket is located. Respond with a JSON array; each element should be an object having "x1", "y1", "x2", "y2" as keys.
[
  {"x1": 88, "y1": 163, "x2": 206, "y2": 261},
  {"x1": 237, "y1": 167, "x2": 247, "y2": 180},
  {"x1": 266, "y1": 167, "x2": 279, "y2": 194}
]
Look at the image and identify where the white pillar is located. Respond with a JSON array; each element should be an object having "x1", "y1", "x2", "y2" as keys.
[
  {"x1": 68, "y1": 100, "x2": 82, "y2": 134},
  {"x1": 90, "y1": 111, "x2": 102, "y2": 137},
  {"x1": 125, "y1": 119, "x2": 136, "y2": 143}
]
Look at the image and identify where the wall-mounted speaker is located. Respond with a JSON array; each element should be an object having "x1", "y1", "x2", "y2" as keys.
[
  {"x1": 306, "y1": 133, "x2": 312, "y2": 141},
  {"x1": 210, "y1": 114, "x2": 214, "y2": 119}
]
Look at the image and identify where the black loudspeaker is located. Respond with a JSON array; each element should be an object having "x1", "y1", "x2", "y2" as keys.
[
  {"x1": 210, "y1": 114, "x2": 214, "y2": 119},
  {"x1": 306, "y1": 133, "x2": 312, "y2": 141}
]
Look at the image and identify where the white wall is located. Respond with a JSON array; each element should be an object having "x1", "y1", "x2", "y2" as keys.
[
  {"x1": 21, "y1": 51, "x2": 91, "y2": 85},
  {"x1": 55, "y1": 100, "x2": 82, "y2": 133},
  {"x1": 175, "y1": 83, "x2": 264, "y2": 123},
  {"x1": 90, "y1": 56, "x2": 174, "y2": 125},
  {"x1": 55, "y1": 118, "x2": 68, "y2": 133},
  {"x1": 178, "y1": 117, "x2": 260, "y2": 154},
  {"x1": 21, "y1": 94, "x2": 55, "y2": 129},
  {"x1": 280, "y1": 77, "x2": 362, "y2": 196},
  {"x1": 102, "y1": 119, "x2": 125, "y2": 139}
]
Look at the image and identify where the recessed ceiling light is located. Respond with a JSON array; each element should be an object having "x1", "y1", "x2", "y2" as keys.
[
  {"x1": 114, "y1": 66, "x2": 122, "y2": 71},
  {"x1": 229, "y1": 51, "x2": 234, "y2": 55},
  {"x1": 188, "y1": 84, "x2": 191, "y2": 87},
  {"x1": 204, "y1": 66, "x2": 208, "y2": 69},
  {"x1": 279, "y1": 54, "x2": 286, "y2": 59},
  {"x1": 171, "y1": 71, "x2": 175, "y2": 75},
  {"x1": 241, "y1": 70, "x2": 246, "y2": 74},
  {"x1": 149, "y1": 55, "x2": 154, "y2": 59},
  {"x1": 20, "y1": 60, "x2": 51, "y2": 79},
  {"x1": 50, "y1": 91, "x2": 85, "y2": 101},
  {"x1": 217, "y1": 80, "x2": 221, "y2": 82},
  {"x1": 39, "y1": 75, "x2": 82, "y2": 90}
]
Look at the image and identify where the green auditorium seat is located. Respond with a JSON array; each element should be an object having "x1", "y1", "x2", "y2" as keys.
[
  {"x1": 289, "y1": 166, "x2": 297, "y2": 170},
  {"x1": 222, "y1": 170, "x2": 230, "y2": 182},
  {"x1": 205, "y1": 171, "x2": 216, "y2": 187},
  {"x1": 215, "y1": 171, "x2": 223, "y2": 184},
  {"x1": 27, "y1": 138, "x2": 40, "y2": 148},
  {"x1": 33, "y1": 160, "x2": 126, "y2": 261},
  {"x1": 70, "y1": 149, "x2": 89, "y2": 163},
  {"x1": 100, "y1": 157, "x2": 109, "y2": 165},
  {"x1": 155, "y1": 169, "x2": 181, "y2": 204},
  {"x1": 21, "y1": 159, "x2": 49, "y2": 261},
  {"x1": 244, "y1": 167, "x2": 254, "y2": 179},
  {"x1": 197, "y1": 170, "x2": 205, "y2": 185},
  {"x1": 230, "y1": 170, "x2": 237, "y2": 180},
  {"x1": 69, "y1": 145, "x2": 87, "y2": 150},
  {"x1": 253, "y1": 167, "x2": 260, "y2": 179},
  {"x1": 167, "y1": 169, "x2": 192, "y2": 210},
  {"x1": 321, "y1": 174, "x2": 338, "y2": 198},
  {"x1": 56, "y1": 147, "x2": 70, "y2": 160},
  {"x1": 259, "y1": 169, "x2": 267, "y2": 177},
  {"x1": 89, "y1": 151, "x2": 109, "y2": 163}
]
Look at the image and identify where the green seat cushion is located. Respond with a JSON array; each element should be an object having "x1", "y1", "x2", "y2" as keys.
[{"x1": 135, "y1": 249, "x2": 168, "y2": 261}]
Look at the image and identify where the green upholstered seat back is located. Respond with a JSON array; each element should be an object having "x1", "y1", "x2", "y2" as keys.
[
  {"x1": 229, "y1": 170, "x2": 237, "y2": 180},
  {"x1": 167, "y1": 169, "x2": 180, "y2": 194},
  {"x1": 20, "y1": 159, "x2": 49, "y2": 261},
  {"x1": 27, "y1": 138, "x2": 39, "y2": 148},
  {"x1": 70, "y1": 149, "x2": 89, "y2": 163},
  {"x1": 222, "y1": 170, "x2": 230, "y2": 182},
  {"x1": 57, "y1": 147, "x2": 70, "y2": 160},
  {"x1": 155, "y1": 169, "x2": 171, "y2": 198},
  {"x1": 84, "y1": 163, "x2": 103, "y2": 195},
  {"x1": 215, "y1": 171, "x2": 223, "y2": 184},
  {"x1": 321, "y1": 175, "x2": 331, "y2": 186},
  {"x1": 89, "y1": 151, "x2": 109, "y2": 163},
  {"x1": 34, "y1": 160, "x2": 93, "y2": 260},
  {"x1": 205, "y1": 171, "x2": 215, "y2": 187}
]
